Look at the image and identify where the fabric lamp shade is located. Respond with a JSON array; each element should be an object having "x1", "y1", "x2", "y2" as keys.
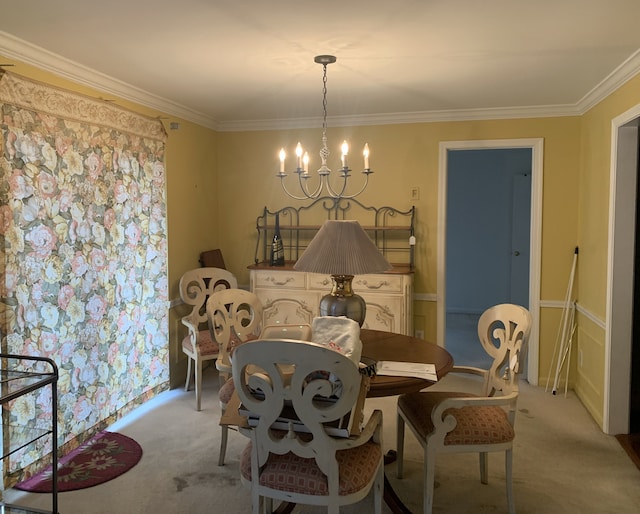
[
  {"x1": 294, "y1": 220, "x2": 391, "y2": 326},
  {"x1": 294, "y1": 220, "x2": 391, "y2": 275}
]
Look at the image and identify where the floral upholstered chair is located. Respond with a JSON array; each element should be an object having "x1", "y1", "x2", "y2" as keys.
[
  {"x1": 179, "y1": 267, "x2": 237, "y2": 411},
  {"x1": 396, "y1": 303, "x2": 532, "y2": 514},
  {"x1": 233, "y1": 338, "x2": 383, "y2": 514}
]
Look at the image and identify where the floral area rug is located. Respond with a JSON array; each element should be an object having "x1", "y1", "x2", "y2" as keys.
[{"x1": 15, "y1": 431, "x2": 143, "y2": 493}]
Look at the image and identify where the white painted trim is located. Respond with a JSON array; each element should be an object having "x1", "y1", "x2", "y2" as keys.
[
  {"x1": 529, "y1": 140, "x2": 544, "y2": 387},
  {"x1": 0, "y1": 31, "x2": 218, "y2": 130},
  {"x1": 575, "y1": 303, "x2": 606, "y2": 331},
  {"x1": 535, "y1": 301, "x2": 605, "y2": 330},
  {"x1": 437, "y1": 139, "x2": 543, "y2": 385},
  {"x1": 539, "y1": 300, "x2": 567, "y2": 309},
  {"x1": 413, "y1": 293, "x2": 437, "y2": 302},
  {"x1": 1, "y1": 31, "x2": 639, "y2": 132},
  {"x1": 412, "y1": 296, "x2": 605, "y2": 332},
  {"x1": 218, "y1": 104, "x2": 580, "y2": 132},
  {"x1": 578, "y1": 49, "x2": 640, "y2": 114},
  {"x1": 437, "y1": 143, "x2": 449, "y2": 349},
  {"x1": 605, "y1": 104, "x2": 640, "y2": 434}
]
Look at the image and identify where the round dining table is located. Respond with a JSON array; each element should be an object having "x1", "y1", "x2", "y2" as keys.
[
  {"x1": 360, "y1": 328, "x2": 454, "y2": 397},
  {"x1": 359, "y1": 328, "x2": 454, "y2": 514}
]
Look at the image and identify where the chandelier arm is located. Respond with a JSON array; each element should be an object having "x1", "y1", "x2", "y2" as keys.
[
  {"x1": 279, "y1": 176, "x2": 321, "y2": 201},
  {"x1": 340, "y1": 174, "x2": 371, "y2": 199},
  {"x1": 278, "y1": 171, "x2": 328, "y2": 200},
  {"x1": 297, "y1": 172, "x2": 325, "y2": 199},
  {"x1": 326, "y1": 172, "x2": 372, "y2": 200},
  {"x1": 324, "y1": 172, "x2": 349, "y2": 199}
]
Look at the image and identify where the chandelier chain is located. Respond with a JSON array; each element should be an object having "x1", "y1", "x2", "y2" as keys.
[
  {"x1": 319, "y1": 63, "x2": 331, "y2": 165},
  {"x1": 322, "y1": 63, "x2": 328, "y2": 136}
]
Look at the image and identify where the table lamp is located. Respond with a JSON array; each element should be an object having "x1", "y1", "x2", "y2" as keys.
[{"x1": 294, "y1": 220, "x2": 392, "y2": 326}]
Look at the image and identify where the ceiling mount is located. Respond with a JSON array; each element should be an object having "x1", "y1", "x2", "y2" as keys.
[{"x1": 314, "y1": 55, "x2": 337, "y2": 65}]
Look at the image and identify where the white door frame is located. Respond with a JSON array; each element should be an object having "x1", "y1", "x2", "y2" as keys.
[
  {"x1": 605, "y1": 104, "x2": 640, "y2": 434},
  {"x1": 437, "y1": 139, "x2": 544, "y2": 384}
]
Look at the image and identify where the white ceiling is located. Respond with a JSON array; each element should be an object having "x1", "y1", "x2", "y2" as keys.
[{"x1": 1, "y1": 0, "x2": 640, "y2": 131}]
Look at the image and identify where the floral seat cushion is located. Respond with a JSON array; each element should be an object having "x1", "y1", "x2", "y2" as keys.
[
  {"x1": 181, "y1": 329, "x2": 219, "y2": 356},
  {"x1": 398, "y1": 391, "x2": 515, "y2": 445},
  {"x1": 240, "y1": 440, "x2": 381, "y2": 496},
  {"x1": 219, "y1": 377, "x2": 235, "y2": 407}
]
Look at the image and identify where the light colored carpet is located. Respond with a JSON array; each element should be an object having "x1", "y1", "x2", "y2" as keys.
[
  {"x1": 5, "y1": 366, "x2": 640, "y2": 513},
  {"x1": 446, "y1": 311, "x2": 492, "y2": 369}
]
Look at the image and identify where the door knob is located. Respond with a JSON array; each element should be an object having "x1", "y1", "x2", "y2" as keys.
[{"x1": 513, "y1": 251, "x2": 520, "y2": 256}]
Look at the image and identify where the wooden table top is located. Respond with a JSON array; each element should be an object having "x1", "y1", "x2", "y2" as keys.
[
  {"x1": 360, "y1": 329, "x2": 454, "y2": 397},
  {"x1": 220, "y1": 329, "x2": 454, "y2": 426}
]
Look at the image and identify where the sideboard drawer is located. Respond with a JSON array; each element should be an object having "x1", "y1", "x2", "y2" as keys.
[
  {"x1": 353, "y1": 274, "x2": 404, "y2": 294},
  {"x1": 307, "y1": 273, "x2": 333, "y2": 290},
  {"x1": 254, "y1": 270, "x2": 306, "y2": 289},
  {"x1": 307, "y1": 273, "x2": 404, "y2": 294}
]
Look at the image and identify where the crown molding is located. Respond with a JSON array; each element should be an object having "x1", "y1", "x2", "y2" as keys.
[
  {"x1": 576, "y1": 48, "x2": 640, "y2": 114},
  {"x1": 216, "y1": 104, "x2": 581, "y2": 132},
  {"x1": 0, "y1": 31, "x2": 219, "y2": 130},
  {"x1": 2, "y1": 30, "x2": 639, "y2": 132}
]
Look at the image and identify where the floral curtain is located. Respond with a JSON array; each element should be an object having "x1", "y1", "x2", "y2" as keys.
[{"x1": 0, "y1": 71, "x2": 169, "y2": 481}]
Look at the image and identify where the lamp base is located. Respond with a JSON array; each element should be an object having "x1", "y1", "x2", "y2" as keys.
[{"x1": 319, "y1": 275, "x2": 366, "y2": 326}]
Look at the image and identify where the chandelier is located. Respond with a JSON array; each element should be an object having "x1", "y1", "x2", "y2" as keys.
[{"x1": 277, "y1": 55, "x2": 373, "y2": 200}]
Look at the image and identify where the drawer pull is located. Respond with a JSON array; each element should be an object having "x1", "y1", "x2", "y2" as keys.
[
  {"x1": 359, "y1": 280, "x2": 389, "y2": 290},
  {"x1": 267, "y1": 276, "x2": 295, "y2": 286}
]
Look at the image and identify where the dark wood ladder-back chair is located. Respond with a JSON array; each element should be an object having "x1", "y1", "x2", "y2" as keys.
[{"x1": 199, "y1": 249, "x2": 226, "y2": 269}]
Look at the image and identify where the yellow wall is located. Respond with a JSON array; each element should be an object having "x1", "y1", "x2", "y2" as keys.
[
  {"x1": 579, "y1": 74, "x2": 640, "y2": 319},
  {"x1": 575, "y1": 73, "x2": 640, "y2": 426},
  {"x1": 217, "y1": 119, "x2": 581, "y2": 288},
  {"x1": 216, "y1": 118, "x2": 582, "y2": 386}
]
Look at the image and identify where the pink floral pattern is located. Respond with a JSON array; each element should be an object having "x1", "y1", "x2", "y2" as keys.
[{"x1": 0, "y1": 73, "x2": 168, "y2": 476}]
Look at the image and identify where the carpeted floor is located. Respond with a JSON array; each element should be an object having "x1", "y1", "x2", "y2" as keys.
[{"x1": 4, "y1": 366, "x2": 640, "y2": 513}]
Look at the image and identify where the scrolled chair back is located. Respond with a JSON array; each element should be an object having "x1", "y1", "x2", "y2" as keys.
[
  {"x1": 206, "y1": 288, "x2": 263, "y2": 371},
  {"x1": 477, "y1": 303, "x2": 532, "y2": 397},
  {"x1": 179, "y1": 267, "x2": 237, "y2": 318},
  {"x1": 233, "y1": 339, "x2": 362, "y2": 473}
]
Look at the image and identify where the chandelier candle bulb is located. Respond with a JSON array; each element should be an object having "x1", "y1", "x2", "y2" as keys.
[
  {"x1": 295, "y1": 142, "x2": 303, "y2": 170},
  {"x1": 341, "y1": 140, "x2": 349, "y2": 169},
  {"x1": 363, "y1": 143, "x2": 370, "y2": 169},
  {"x1": 279, "y1": 148, "x2": 286, "y2": 174},
  {"x1": 303, "y1": 152, "x2": 309, "y2": 173}
]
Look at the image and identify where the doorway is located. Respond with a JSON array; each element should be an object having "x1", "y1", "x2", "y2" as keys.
[
  {"x1": 445, "y1": 148, "x2": 532, "y2": 369},
  {"x1": 606, "y1": 105, "x2": 639, "y2": 434},
  {"x1": 631, "y1": 128, "x2": 640, "y2": 433},
  {"x1": 437, "y1": 139, "x2": 543, "y2": 384}
]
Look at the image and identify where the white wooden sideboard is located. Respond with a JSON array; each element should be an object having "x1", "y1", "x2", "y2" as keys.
[
  {"x1": 249, "y1": 264, "x2": 414, "y2": 335},
  {"x1": 250, "y1": 196, "x2": 416, "y2": 335}
]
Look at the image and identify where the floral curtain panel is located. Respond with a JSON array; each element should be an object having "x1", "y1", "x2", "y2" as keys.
[{"x1": 0, "y1": 72, "x2": 169, "y2": 481}]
